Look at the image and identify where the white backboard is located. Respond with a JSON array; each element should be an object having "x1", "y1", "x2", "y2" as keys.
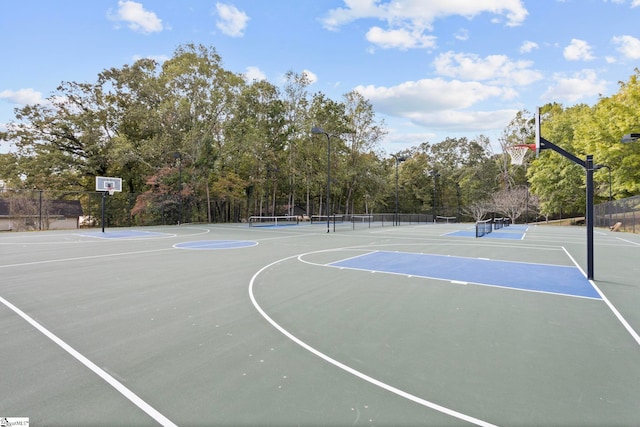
[{"x1": 96, "y1": 176, "x2": 123, "y2": 192}]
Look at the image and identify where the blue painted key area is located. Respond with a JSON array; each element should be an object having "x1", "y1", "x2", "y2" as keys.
[{"x1": 330, "y1": 251, "x2": 600, "y2": 299}]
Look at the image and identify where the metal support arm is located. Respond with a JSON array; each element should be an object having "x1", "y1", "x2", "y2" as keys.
[{"x1": 539, "y1": 137, "x2": 586, "y2": 168}]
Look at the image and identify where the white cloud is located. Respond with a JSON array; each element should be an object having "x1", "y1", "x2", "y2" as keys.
[
  {"x1": 244, "y1": 66, "x2": 267, "y2": 82},
  {"x1": 563, "y1": 39, "x2": 595, "y2": 61},
  {"x1": 519, "y1": 40, "x2": 538, "y2": 53},
  {"x1": 365, "y1": 26, "x2": 437, "y2": 50},
  {"x1": 402, "y1": 109, "x2": 520, "y2": 131},
  {"x1": 0, "y1": 88, "x2": 44, "y2": 105},
  {"x1": 541, "y1": 70, "x2": 607, "y2": 103},
  {"x1": 301, "y1": 70, "x2": 318, "y2": 84},
  {"x1": 109, "y1": 1, "x2": 164, "y2": 34},
  {"x1": 215, "y1": 2, "x2": 249, "y2": 37},
  {"x1": 454, "y1": 28, "x2": 469, "y2": 41},
  {"x1": 384, "y1": 128, "x2": 436, "y2": 147},
  {"x1": 353, "y1": 74, "x2": 525, "y2": 133},
  {"x1": 612, "y1": 35, "x2": 640, "y2": 59},
  {"x1": 356, "y1": 78, "x2": 514, "y2": 116},
  {"x1": 132, "y1": 54, "x2": 170, "y2": 63},
  {"x1": 323, "y1": 0, "x2": 528, "y2": 30},
  {"x1": 322, "y1": 0, "x2": 527, "y2": 51},
  {"x1": 433, "y1": 51, "x2": 542, "y2": 86}
]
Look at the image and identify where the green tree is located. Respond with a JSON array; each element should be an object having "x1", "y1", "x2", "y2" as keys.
[
  {"x1": 574, "y1": 69, "x2": 640, "y2": 198},
  {"x1": 528, "y1": 103, "x2": 589, "y2": 218},
  {"x1": 281, "y1": 71, "x2": 313, "y2": 216},
  {"x1": 339, "y1": 91, "x2": 386, "y2": 215}
]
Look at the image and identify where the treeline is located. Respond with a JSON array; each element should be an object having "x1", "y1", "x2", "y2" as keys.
[{"x1": 0, "y1": 43, "x2": 638, "y2": 224}]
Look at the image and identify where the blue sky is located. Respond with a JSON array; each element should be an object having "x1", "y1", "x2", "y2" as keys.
[{"x1": 1, "y1": 0, "x2": 640, "y2": 155}]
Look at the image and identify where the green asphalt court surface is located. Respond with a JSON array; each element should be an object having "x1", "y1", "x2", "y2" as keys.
[{"x1": 1, "y1": 221, "x2": 639, "y2": 426}]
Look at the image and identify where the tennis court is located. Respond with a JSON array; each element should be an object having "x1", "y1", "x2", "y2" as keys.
[{"x1": 1, "y1": 221, "x2": 639, "y2": 426}]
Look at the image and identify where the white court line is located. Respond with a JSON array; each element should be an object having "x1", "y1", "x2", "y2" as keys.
[
  {"x1": 249, "y1": 253, "x2": 498, "y2": 427},
  {"x1": 0, "y1": 226, "x2": 212, "y2": 245},
  {"x1": 562, "y1": 247, "x2": 640, "y2": 347},
  {"x1": 0, "y1": 296, "x2": 177, "y2": 427},
  {"x1": 615, "y1": 237, "x2": 640, "y2": 246},
  {"x1": 0, "y1": 248, "x2": 174, "y2": 269}
]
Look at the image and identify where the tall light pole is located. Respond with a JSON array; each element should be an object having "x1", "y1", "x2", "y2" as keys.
[
  {"x1": 595, "y1": 164, "x2": 612, "y2": 226},
  {"x1": 391, "y1": 154, "x2": 407, "y2": 226},
  {"x1": 620, "y1": 134, "x2": 640, "y2": 229},
  {"x1": 312, "y1": 127, "x2": 331, "y2": 233},
  {"x1": 429, "y1": 170, "x2": 440, "y2": 222},
  {"x1": 174, "y1": 152, "x2": 182, "y2": 225}
]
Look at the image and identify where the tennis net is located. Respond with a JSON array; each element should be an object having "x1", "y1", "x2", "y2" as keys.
[
  {"x1": 249, "y1": 215, "x2": 299, "y2": 227},
  {"x1": 435, "y1": 216, "x2": 457, "y2": 224},
  {"x1": 475, "y1": 219, "x2": 493, "y2": 238}
]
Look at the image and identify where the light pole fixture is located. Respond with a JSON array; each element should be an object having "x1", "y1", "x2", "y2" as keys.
[
  {"x1": 312, "y1": 126, "x2": 332, "y2": 233},
  {"x1": 174, "y1": 152, "x2": 182, "y2": 225},
  {"x1": 391, "y1": 154, "x2": 407, "y2": 226},
  {"x1": 621, "y1": 133, "x2": 640, "y2": 143}
]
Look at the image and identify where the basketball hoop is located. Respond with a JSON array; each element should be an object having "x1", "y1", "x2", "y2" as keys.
[{"x1": 506, "y1": 144, "x2": 535, "y2": 165}]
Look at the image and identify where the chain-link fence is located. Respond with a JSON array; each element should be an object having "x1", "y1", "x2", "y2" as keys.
[
  {"x1": 0, "y1": 187, "x2": 444, "y2": 232},
  {"x1": 595, "y1": 194, "x2": 640, "y2": 233},
  {"x1": 0, "y1": 189, "x2": 202, "y2": 231}
]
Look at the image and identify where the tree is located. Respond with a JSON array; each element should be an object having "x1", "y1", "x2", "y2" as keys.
[
  {"x1": 307, "y1": 92, "x2": 349, "y2": 216},
  {"x1": 160, "y1": 43, "x2": 244, "y2": 222},
  {"x1": 463, "y1": 199, "x2": 494, "y2": 222},
  {"x1": 528, "y1": 104, "x2": 588, "y2": 218},
  {"x1": 574, "y1": 69, "x2": 640, "y2": 198},
  {"x1": 339, "y1": 91, "x2": 386, "y2": 215},
  {"x1": 498, "y1": 109, "x2": 534, "y2": 190},
  {"x1": 492, "y1": 186, "x2": 537, "y2": 223},
  {"x1": 225, "y1": 79, "x2": 288, "y2": 218},
  {"x1": 281, "y1": 71, "x2": 313, "y2": 216}
]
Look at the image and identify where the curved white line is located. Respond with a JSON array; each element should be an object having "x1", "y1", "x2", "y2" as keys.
[{"x1": 248, "y1": 252, "x2": 497, "y2": 427}]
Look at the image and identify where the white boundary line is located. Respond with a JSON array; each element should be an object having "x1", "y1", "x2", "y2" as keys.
[
  {"x1": 173, "y1": 240, "x2": 259, "y2": 250},
  {"x1": 248, "y1": 252, "x2": 498, "y2": 427},
  {"x1": 0, "y1": 248, "x2": 175, "y2": 269},
  {"x1": 0, "y1": 226, "x2": 212, "y2": 245},
  {"x1": 0, "y1": 295, "x2": 177, "y2": 427},
  {"x1": 77, "y1": 230, "x2": 177, "y2": 240},
  {"x1": 562, "y1": 247, "x2": 640, "y2": 346},
  {"x1": 615, "y1": 237, "x2": 640, "y2": 246}
]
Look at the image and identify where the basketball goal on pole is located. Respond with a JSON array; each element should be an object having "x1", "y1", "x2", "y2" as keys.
[{"x1": 96, "y1": 176, "x2": 122, "y2": 232}]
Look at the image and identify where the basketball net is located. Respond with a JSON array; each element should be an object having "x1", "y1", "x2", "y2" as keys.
[{"x1": 506, "y1": 144, "x2": 534, "y2": 165}]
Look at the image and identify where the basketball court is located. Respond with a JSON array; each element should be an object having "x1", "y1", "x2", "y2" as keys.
[{"x1": 1, "y1": 221, "x2": 639, "y2": 426}]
